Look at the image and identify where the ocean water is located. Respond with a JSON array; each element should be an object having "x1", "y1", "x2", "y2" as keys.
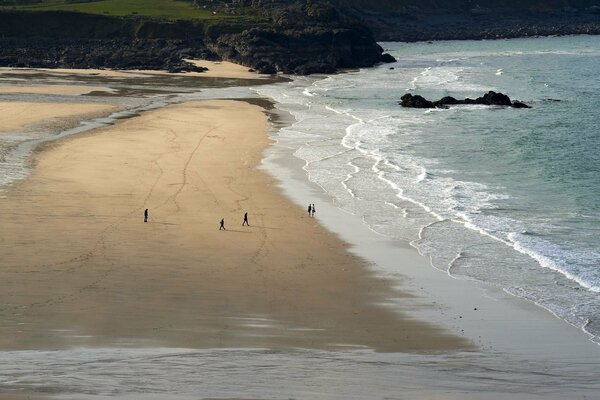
[{"x1": 255, "y1": 35, "x2": 600, "y2": 343}]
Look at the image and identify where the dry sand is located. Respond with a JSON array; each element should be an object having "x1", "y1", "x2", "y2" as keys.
[
  {"x1": 0, "y1": 85, "x2": 116, "y2": 96},
  {"x1": 0, "y1": 101, "x2": 117, "y2": 132},
  {"x1": 185, "y1": 59, "x2": 268, "y2": 79},
  {"x1": 0, "y1": 100, "x2": 469, "y2": 352},
  {"x1": 0, "y1": 60, "x2": 267, "y2": 80}
]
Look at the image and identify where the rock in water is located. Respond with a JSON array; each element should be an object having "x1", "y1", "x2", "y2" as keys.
[
  {"x1": 480, "y1": 91, "x2": 512, "y2": 106},
  {"x1": 433, "y1": 96, "x2": 461, "y2": 107},
  {"x1": 400, "y1": 91, "x2": 530, "y2": 109},
  {"x1": 380, "y1": 53, "x2": 397, "y2": 63},
  {"x1": 399, "y1": 94, "x2": 434, "y2": 108}
]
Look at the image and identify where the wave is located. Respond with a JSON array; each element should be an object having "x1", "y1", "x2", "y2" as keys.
[
  {"x1": 255, "y1": 40, "x2": 600, "y2": 343},
  {"x1": 300, "y1": 87, "x2": 600, "y2": 296},
  {"x1": 508, "y1": 232, "x2": 600, "y2": 293}
]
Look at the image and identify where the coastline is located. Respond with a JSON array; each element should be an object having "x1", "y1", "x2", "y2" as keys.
[
  {"x1": 1, "y1": 60, "x2": 599, "y2": 398},
  {"x1": 261, "y1": 96, "x2": 600, "y2": 356},
  {"x1": 0, "y1": 98, "x2": 468, "y2": 353}
]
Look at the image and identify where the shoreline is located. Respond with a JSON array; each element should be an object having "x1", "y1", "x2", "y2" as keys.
[
  {"x1": 251, "y1": 54, "x2": 600, "y2": 355},
  {"x1": 261, "y1": 98, "x2": 600, "y2": 357},
  {"x1": 0, "y1": 98, "x2": 469, "y2": 353}
]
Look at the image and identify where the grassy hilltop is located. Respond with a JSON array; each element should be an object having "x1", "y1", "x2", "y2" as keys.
[
  {"x1": 3, "y1": 0, "x2": 600, "y2": 18},
  {"x1": 0, "y1": 0, "x2": 246, "y2": 19}
]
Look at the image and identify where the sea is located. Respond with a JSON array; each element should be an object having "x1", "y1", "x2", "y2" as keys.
[{"x1": 256, "y1": 35, "x2": 600, "y2": 343}]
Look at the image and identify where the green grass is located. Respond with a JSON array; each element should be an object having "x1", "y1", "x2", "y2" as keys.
[{"x1": 3, "y1": 0, "x2": 237, "y2": 20}]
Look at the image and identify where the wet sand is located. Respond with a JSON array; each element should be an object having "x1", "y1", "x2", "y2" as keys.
[{"x1": 0, "y1": 85, "x2": 116, "y2": 96}]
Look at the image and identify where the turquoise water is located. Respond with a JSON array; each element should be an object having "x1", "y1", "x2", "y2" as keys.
[{"x1": 256, "y1": 35, "x2": 600, "y2": 342}]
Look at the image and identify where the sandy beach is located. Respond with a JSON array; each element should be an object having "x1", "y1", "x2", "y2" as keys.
[{"x1": 0, "y1": 99, "x2": 468, "y2": 352}]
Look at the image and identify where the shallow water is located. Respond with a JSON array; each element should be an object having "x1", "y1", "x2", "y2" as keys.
[{"x1": 1, "y1": 347, "x2": 599, "y2": 399}]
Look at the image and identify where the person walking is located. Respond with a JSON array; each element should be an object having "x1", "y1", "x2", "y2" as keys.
[
  {"x1": 219, "y1": 218, "x2": 226, "y2": 230},
  {"x1": 144, "y1": 208, "x2": 148, "y2": 223},
  {"x1": 308, "y1": 204, "x2": 312, "y2": 216},
  {"x1": 242, "y1": 212, "x2": 249, "y2": 226},
  {"x1": 311, "y1": 204, "x2": 316, "y2": 217}
]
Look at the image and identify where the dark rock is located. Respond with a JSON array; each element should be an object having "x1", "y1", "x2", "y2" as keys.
[
  {"x1": 380, "y1": 53, "x2": 396, "y2": 63},
  {"x1": 293, "y1": 62, "x2": 336, "y2": 75},
  {"x1": 433, "y1": 96, "x2": 461, "y2": 107},
  {"x1": 480, "y1": 91, "x2": 512, "y2": 106},
  {"x1": 255, "y1": 62, "x2": 277, "y2": 75},
  {"x1": 211, "y1": 25, "x2": 385, "y2": 75},
  {"x1": 0, "y1": 36, "x2": 216, "y2": 72},
  {"x1": 401, "y1": 92, "x2": 530, "y2": 109},
  {"x1": 399, "y1": 94, "x2": 434, "y2": 108}
]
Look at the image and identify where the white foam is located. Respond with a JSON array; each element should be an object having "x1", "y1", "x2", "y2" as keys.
[
  {"x1": 508, "y1": 232, "x2": 600, "y2": 293},
  {"x1": 254, "y1": 41, "x2": 600, "y2": 344}
]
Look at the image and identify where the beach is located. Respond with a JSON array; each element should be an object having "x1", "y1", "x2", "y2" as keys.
[
  {"x1": 1, "y1": 56, "x2": 600, "y2": 399},
  {"x1": 0, "y1": 97, "x2": 467, "y2": 353}
]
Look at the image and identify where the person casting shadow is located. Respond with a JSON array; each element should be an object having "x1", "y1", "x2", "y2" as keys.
[
  {"x1": 243, "y1": 212, "x2": 249, "y2": 226},
  {"x1": 219, "y1": 218, "x2": 226, "y2": 230},
  {"x1": 144, "y1": 208, "x2": 148, "y2": 223}
]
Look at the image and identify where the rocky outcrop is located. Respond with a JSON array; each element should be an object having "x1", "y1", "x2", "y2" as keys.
[
  {"x1": 399, "y1": 94, "x2": 434, "y2": 108},
  {"x1": 209, "y1": 26, "x2": 385, "y2": 75},
  {"x1": 400, "y1": 92, "x2": 531, "y2": 109},
  {"x1": 380, "y1": 53, "x2": 397, "y2": 63},
  {"x1": 200, "y1": 0, "x2": 389, "y2": 74}
]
